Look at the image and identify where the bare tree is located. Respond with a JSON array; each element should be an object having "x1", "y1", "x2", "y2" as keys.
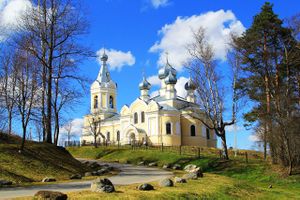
[
  {"x1": 17, "y1": 0, "x2": 90, "y2": 144},
  {"x1": 86, "y1": 116, "x2": 105, "y2": 148},
  {"x1": 187, "y1": 28, "x2": 238, "y2": 160},
  {"x1": 14, "y1": 46, "x2": 39, "y2": 151},
  {"x1": 0, "y1": 49, "x2": 17, "y2": 135}
]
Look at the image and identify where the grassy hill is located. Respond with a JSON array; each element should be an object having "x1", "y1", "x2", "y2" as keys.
[
  {"x1": 67, "y1": 146, "x2": 300, "y2": 199},
  {"x1": 0, "y1": 132, "x2": 86, "y2": 185}
]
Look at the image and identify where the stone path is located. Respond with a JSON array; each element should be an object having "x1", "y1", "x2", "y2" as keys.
[{"x1": 0, "y1": 160, "x2": 173, "y2": 200}]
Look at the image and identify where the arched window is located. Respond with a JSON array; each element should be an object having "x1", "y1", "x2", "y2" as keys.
[
  {"x1": 190, "y1": 125, "x2": 196, "y2": 136},
  {"x1": 93, "y1": 95, "x2": 98, "y2": 109},
  {"x1": 134, "y1": 112, "x2": 138, "y2": 124},
  {"x1": 166, "y1": 123, "x2": 171, "y2": 135},
  {"x1": 106, "y1": 132, "x2": 110, "y2": 141},
  {"x1": 116, "y1": 131, "x2": 120, "y2": 141},
  {"x1": 141, "y1": 111, "x2": 145, "y2": 123},
  {"x1": 206, "y1": 128, "x2": 210, "y2": 140},
  {"x1": 109, "y1": 96, "x2": 114, "y2": 109}
]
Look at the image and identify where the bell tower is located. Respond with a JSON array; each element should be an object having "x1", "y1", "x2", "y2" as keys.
[{"x1": 90, "y1": 50, "x2": 117, "y2": 119}]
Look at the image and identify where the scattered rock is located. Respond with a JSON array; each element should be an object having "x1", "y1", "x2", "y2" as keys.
[
  {"x1": 70, "y1": 174, "x2": 82, "y2": 180},
  {"x1": 138, "y1": 161, "x2": 145, "y2": 166},
  {"x1": 174, "y1": 177, "x2": 187, "y2": 183},
  {"x1": 89, "y1": 162, "x2": 101, "y2": 169},
  {"x1": 159, "y1": 178, "x2": 174, "y2": 187},
  {"x1": 91, "y1": 171, "x2": 98, "y2": 176},
  {"x1": 148, "y1": 162, "x2": 158, "y2": 167},
  {"x1": 172, "y1": 164, "x2": 181, "y2": 170},
  {"x1": 91, "y1": 178, "x2": 115, "y2": 193},
  {"x1": 269, "y1": 185, "x2": 273, "y2": 189},
  {"x1": 184, "y1": 164, "x2": 203, "y2": 175},
  {"x1": 96, "y1": 168, "x2": 108, "y2": 175},
  {"x1": 162, "y1": 164, "x2": 171, "y2": 169},
  {"x1": 42, "y1": 177, "x2": 56, "y2": 182},
  {"x1": 182, "y1": 172, "x2": 202, "y2": 180},
  {"x1": 84, "y1": 172, "x2": 92, "y2": 177},
  {"x1": 34, "y1": 191, "x2": 67, "y2": 200},
  {"x1": 137, "y1": 183, "x2": 154, "y2": 191},
  {"x1": 0, "y1": 180, "x2": 12, "y2": 186}
]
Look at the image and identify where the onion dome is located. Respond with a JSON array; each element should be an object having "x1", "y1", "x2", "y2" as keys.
[
  {"x1": 165, "y1": 70, "x2": 177, "y2": 85},
  {"x1": 158, "y1": 60, "x2": 177, "y2": 79},
  {"x1": 139, "y1": 77, "x2": 151, "y2": 90},
  {"x1": 185, "y1": 78, "x2": 197, "y2": 90}
]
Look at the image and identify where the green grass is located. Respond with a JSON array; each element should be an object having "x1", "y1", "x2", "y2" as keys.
[
  {"x1": 67, "y1": 146, "x2": 300, "y2": 199},
  {"x1": 0, "y1": 132, "x2": 86, "y2": 185}
]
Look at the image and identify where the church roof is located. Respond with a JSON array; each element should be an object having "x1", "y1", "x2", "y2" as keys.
[{"x1": 97, "y1": 51, "x2": 111, "y2": 83}]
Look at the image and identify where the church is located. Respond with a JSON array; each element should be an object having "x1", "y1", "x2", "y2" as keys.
[{"x1": 80, "y1": 51, "x2": 217, "y2": 147}]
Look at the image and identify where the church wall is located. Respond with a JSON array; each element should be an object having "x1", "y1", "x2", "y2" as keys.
[
  {"x1": 180, "y1": 115, "x2": 208, "y2": 146},
  {"x1": 160, "y1": 114, "x2": 181, "y2": 146}
]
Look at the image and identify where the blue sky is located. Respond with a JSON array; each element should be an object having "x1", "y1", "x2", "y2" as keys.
[{"x1": 1, "y1": 0, "x2": 299, "y2": 149}]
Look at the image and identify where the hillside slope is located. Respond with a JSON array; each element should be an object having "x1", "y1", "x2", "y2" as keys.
[{"x1": 0, "y1": 132, "x2": 85, "y2": 184}]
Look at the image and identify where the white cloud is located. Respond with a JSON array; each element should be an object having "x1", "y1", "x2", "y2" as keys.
[
  {"x1": 175, "y1": 76, "x2": 188, "y2": 97},
  {"x1": 248, "y1": 134, "x2": 260, "y2": 142},
  {"x1": 60, "y1": 118, "x2": 83, "y2": 137},
  {"x1": 150, "y1": 10, "x2": 245, "y2": 71},
  {"x1": 148, "y1": 75, "x2": 161, "y2": 86},
  {"x1": 96, "y1": 48, "x2": 136, "y2": 71},
  {"x1": 150, "y1": 0, "x2": 169, "y2": 9}
]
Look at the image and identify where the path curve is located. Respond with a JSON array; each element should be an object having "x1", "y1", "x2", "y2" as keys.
[{"x1": 0, "y1": 160, "x2": 173, "y2": 200}]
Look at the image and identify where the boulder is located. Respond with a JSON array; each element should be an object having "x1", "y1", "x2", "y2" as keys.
[
  {"x1": 91, "y1": 178, "x2": 115, "y2": 193},
  {"x1": 89, "y1": 162, "x2": 101, "y2": 169},
  {"x1": 184, "y1": 165, "x2": 203, "y2": 175},
  {"x1": 159, "y1": 178, "x2": 174, "y2": 187},
  {"x1": 42, "y1": 177, "x2": 56, "y2": 182},
  {"x1": 96, "y1": 168, "x2": 109, "y2": 175},
  {"x1": 91, "y1": 171, "x2": 98, "y2": 176},
  {"x1": 162, "y1": 164, "x2": 171, "y2": 169},
  {"x1": 174, "y1": 177, "x2": 187, "y2": 183},
  {"x1": 137, "y1": 183, "x2": 154, "y2": 191},
  {"x1": 34, "y1": 191, "x2": 67, "y2": 200},
  {"x1": 138, "y1": 161, "x2": 145, "y2": 166},
  {"x1": 148, "y1": 162, "x2": 158, "y2": 167},
  {"x1": 0, "y1": 179, "x2": 12, "y2": 186},
  {"x1": 84, "y1": 172, "x2": 92, "y2": 177},
  {"x1": 172, "y1": 164, "x2": 181, "y2": 170},
  {"x1": 182, "y1": 171, "x2": 203, "y2": 180},
  {"x1": 70, "y1": 174, "x2": 82, "y2": 180}
]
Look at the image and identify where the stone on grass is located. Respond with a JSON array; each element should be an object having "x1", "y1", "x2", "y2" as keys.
[
  {"x1": 182, "y1": 171, "x2": 203, "y2": 180},
  {"x1": 148, "y1": 162, "x2": 158, "y2": 167},
  {"x1": 269, "y1": 185, "x2": 273, "y2": 189},
  {"x1": 137, "y1": 183, "x2": 154, "y2": 191},
  {"x1": 159, "y1": 178, "x2": 174, "y2": 187},
  {"x1": 89, "y1": 162, "x2": 100, "y2": 169},
  {"x1": 96, "y1": 169, "x2": 108, "y2": 175},
  {"x1": 138, "y1": 161, "x2": 145, "y2": 166},
  {"x1": 34, "y1": 191, "x2": 67, "y2": 200},
  {"x1": 70, "y1": 174, "x2": 82, "y2": 180},
  {"x1": 42, "y1": 177, "x2": 56, "y2": 182},
  {"x1": 184, "y1": 165, "x2": 203, "y2": 175},
  {"x1": 91, "y1": 178, "x2": 115, "y2": 193},
  {"x1": 162, "y1": 164, "x2": 171, "y2": 169},
  {"x1": 0, "y1": 180, "x2": 12, "y2": 186},
  {"x1": 174, "y1": 177, "x2": 187, "y2": 183},
  {"x1": 172, "y1": 164, "x2": 181, "y2": 170},
  {"x1": 84, "y1": 172, "x2": 92, "y2": 177}
]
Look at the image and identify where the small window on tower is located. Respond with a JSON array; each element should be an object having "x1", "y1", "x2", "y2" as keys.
[
  {"x1": 94, "y1": 96, "x2": 98, "y2": 109},
  {"x1": 191, "y1": 125, "x2": 196, "y2": 136},
  {"x1": 166, "y1": 123, "x2": 171, "y2": 135},
  {"x1": 134, "y1": 112, "x2": 138, "y2": 124},
  {"x1": 109, "y1": 96, "x2": 114, "y2": 109},
  {"x1": 141, "y1": 111, "x2": 145, "y2": 123}
]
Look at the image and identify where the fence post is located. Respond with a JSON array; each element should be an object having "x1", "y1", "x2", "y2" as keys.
[
  {"x1": 245, "y1": 152, "x2": 248, "y2": 163},
  {"x1": 179, "y1": 145, "x2": 182, "y2": 155},
  {"x1": 161, "y1": 143, "x2": 164, "y2": 152},
  {"x1": 197, "y1": 147, "x2": 200, "y2": 158}
]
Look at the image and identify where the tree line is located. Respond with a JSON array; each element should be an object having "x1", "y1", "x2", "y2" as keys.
[{"x1": 0, "y1": 0, "x2": 90, "y2": 150}]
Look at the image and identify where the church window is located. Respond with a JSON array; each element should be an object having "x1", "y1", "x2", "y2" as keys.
[
  {"x1": 116, "y1": 131, "x2": 120, "y2": 141},
  {"x1": 206, "y1": 128, "x2": 210, "y2": 140},
  {"x1": 107, "y1": 132, "x2": 110, "y2": 142},
  {"x1": 109, "y1": 96, "x2": 114, "y2": 109},
  {"x1": 166, "y1": 123, "x2": 171, "y2": 135},
  {"x1": 191, "y1": 125, "x2": 196, "y2": 136},
  {"x1": 134, "y1": 112, "x2": 138, "y2": 124},
  {"x1": 94, "y1": 96, "x2": 98, "y2": 109},
  {"x1": 141, "y1": 111, "x2": 145, "y2": 123}
]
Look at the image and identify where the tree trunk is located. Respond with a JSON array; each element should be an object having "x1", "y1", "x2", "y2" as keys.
[
  {"x1": 46, "y1": 67, "x2": 52, "y2": 143},
  {"x1": 8, "y1": 110, "x2": 12, "y2": 135},
  {"x1": 220, "y1": 133, "x2": 229, "y2": 160}
]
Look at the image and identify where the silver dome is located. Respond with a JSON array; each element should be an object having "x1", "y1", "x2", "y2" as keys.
[
  {"x1": 185, "y1": 78, "x2": 197, "y2": 90},
  {"x1": 165, "y1": 70, "x2": 177, "y2": 85},
  {"x1": 139, "y1": 77, "x2": 151, "y2": 90}
]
